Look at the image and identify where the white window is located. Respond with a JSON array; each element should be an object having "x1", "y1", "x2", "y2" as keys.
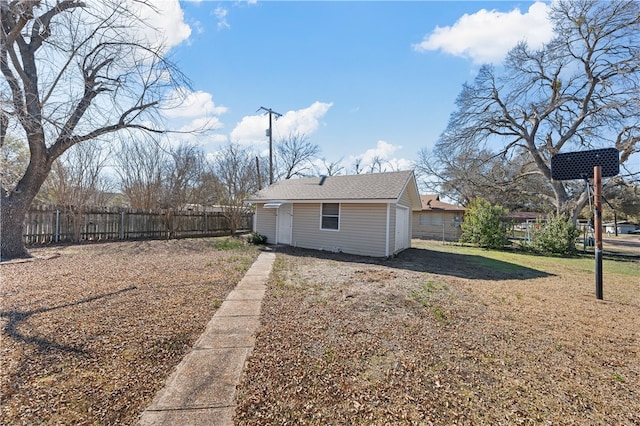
[{"x1": 321, "y1": 203, "x2": 340, "y2": 230}]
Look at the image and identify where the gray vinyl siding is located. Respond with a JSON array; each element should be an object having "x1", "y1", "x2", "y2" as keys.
[
  {"x1": 387, "y1": 203, "x2": 396, "y2": 255},
  {"x1": 255, "y1": 204, "x2": 277, "y2": 244},
  {"x1": 398, "y1": 189, "x2": 411, "y2": 208},
  {"x1": 291, "y1": 203, "x2": 389, "y2": 257},
  {"x1": 398, "y1": 188, "x2": 413, "y2": 250},
  {"x1": 412, "y1": 211, "x2": 463, "y2": 241}
]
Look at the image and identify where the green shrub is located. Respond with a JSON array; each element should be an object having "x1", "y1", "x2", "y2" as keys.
[
  {"x1": 459, "y1": 198, "x2": 509, "y2": 249},
  {"x1": 527, "y1": 214, "x2": 580, "y2": 256},
  {"x1": 247, "y1": 232, "x2": 267, "y2": 245}
]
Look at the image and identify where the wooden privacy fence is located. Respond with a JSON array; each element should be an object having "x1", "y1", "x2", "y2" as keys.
[{"x1": 23, "y1": 205, "x2": 253, "y2": 245}]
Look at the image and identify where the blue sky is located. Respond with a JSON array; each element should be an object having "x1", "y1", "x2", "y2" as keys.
[{"x1": 150, "y1": 1, "x2": 556, "y2": 172}]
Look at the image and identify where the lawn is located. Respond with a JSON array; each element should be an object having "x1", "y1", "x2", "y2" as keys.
[{"x1": 235, "y1": 240, "x2": 639, "y2": 425}]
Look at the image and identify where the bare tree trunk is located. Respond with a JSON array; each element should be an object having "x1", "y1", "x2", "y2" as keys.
[
  {"x1": 1, "y1": 1, "x2": 192, "y2": 259},
  {"x1": 1, "y1": 197, "x2": 30, "y2": 259}
]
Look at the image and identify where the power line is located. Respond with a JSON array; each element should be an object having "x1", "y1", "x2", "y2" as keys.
[{"x1": 257, "y1": 106, "x2": 282, "y2": 185}]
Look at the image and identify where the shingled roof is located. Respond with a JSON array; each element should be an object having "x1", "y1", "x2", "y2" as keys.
[
  {"x1": 246, "y1": 170, "x2": 420, "y2": 207},
  {"x1": 420, "y1": 195, "x2": 466, "y2": 212}
]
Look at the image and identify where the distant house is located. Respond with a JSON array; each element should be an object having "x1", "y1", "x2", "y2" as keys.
[
  {"x1": 508, "y1": 211, "x2": 548, "y2": 225},
  {"x1": 604, "y1": 221, "x2": 638, "y2": 235},
  {"x1": 245, "y1": 170, "x2": 422, "y2": 257},
  {"x1": 412, "y1": 195, "x2": 465, "y2": 241}
]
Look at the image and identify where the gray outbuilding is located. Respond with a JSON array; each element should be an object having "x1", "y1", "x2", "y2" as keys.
[{"x1": 245, "y1": 170, "x2": 422, "y2": 257}]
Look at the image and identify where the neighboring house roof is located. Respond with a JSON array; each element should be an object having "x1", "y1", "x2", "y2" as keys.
[
  {"x1": 604, "y1": 221, "x2": 637, "y2": 226},
  {"x1": 246, "y1": 170, "x2": 422, "y2": 210},
  {"x1": 420, "y1": 195, "x2": 466, "y2": 212},
  {"x1": 508, "y1": 211, "x2": 549, "y2": 222}
]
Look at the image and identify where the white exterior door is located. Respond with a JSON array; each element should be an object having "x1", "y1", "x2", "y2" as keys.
[
  {"x1": 276, "y1": 203, "x2": 293, "y2": 245},
  {"x1": 395, "y1": 205, "x2": 409, "y2": 252}
]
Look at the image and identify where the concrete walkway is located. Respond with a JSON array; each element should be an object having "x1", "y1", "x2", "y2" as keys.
[{"x1": 138, "y1": 250, "x2": 276, "y2": 426}]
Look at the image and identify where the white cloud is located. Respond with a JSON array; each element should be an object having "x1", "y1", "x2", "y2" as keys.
[
  {"x1": 159, "y1": 88, "x2": 228, "y2": 149},
  {"x1": 413, "y1": 1, "x2": 553, "y2": 64},
  {"x1": 276, "y1": 101, "x2": 333, "y2": 136},
  {"x1": 180, "y1": 116, "x2": 224, "y2": 132},
  {"x1": 214, "y1": 7, "x2": 231, "y2": 30},
  {"x1": 164, "y1": 88, "x2": 228, "y2": 119},
  {"x1": 230, "y1": 101, "x2": 333, "y2": 145},
  {"x1": 343, "y1": 141, "x2": 412, "y2": 173},
  {"x1": 357, "y1": 140, "x2": 401, "y2": 164},
  {"x1": 135, "y1": 0, "x2": 192, "y2": 50},
  {"x1": 193, "y1": 20, "x2": 205, "y2": 35}
]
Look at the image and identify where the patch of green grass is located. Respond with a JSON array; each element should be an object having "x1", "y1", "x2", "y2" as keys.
[
  {"x1": 211, "y1": 299, "x2": 222, "y2": 308},
  {"x1": 410, "y1": 280, "x2": 448, "y2": 307},
  {"x1": 322, "y1": 347, "x2": 337, "y2": 364},
  {"x1": 214, "y1": 237, "x2": 246, "y2": 250},
  {"x1": 613, "y1": 372, "x2": 625, "y2": 383},
  {"x1": 310, "y1": 294, "x2": 328, "y2": 305},
  {"x1": 414, "y1": 240, "x2": 639, "y2": 278},
  {"x1": 269, "y1": 258, "x2": 309, "y2": 290},
  {"x1": 430, "y1": 305, "x2": 449, "y2": 323}
]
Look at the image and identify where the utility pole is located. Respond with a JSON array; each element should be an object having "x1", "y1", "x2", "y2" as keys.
[
  {"x1": 257, "y1": 106, "x2": 282, "y2": 185},
  {"x1": 594, "y1": 166, "x2": 603, "y2": 300},
  {"x1": 255, "y1": 156, "x2": 261, "y2": 190}
]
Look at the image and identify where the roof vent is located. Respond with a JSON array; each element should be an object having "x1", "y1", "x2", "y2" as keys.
[{"x1": 319, "y1": 175, "x2": 327, "y2": 185}]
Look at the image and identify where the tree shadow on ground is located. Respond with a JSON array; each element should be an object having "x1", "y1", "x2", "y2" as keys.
[
  {"x1": 0, "y1": 286, "x2": 137, "y2": 355},
  {"x1": 271, "y1": 246, "x2": 553, "y2": 281}
]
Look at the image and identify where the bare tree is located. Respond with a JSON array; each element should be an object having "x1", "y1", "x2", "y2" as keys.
[
  {"x1": 0, "y1": 134, "x2": 28, "y2": 193},
  {"x1": 42, "y1": 141, "x2": 114, "y2": 240},
  {"x1": 1, "y1": 0, "x2": 191, "y2": 259},
  {"x1": 212, "y1": 143, "x2": 260, "y2": 235},
  {"x1": 158, "y1": 143, "x2": 205, "y2": 209},
  {"x1": 317, "y1": 157, "x2": 344, "y2": 176},
  {"x1": 416, "y1": 147, "x2": 556, "y2": 212},
  {"x1": 190, "y1": 170, "x2": 224, "y2": 208},
  {"x1": 274, "y1": 132, "x2": 320, "y2": 180},
  {"x1": 352, "y1": 158, "x2": 363, "y2": 175},
  {"x1": 417, "y1": 0, "x2": 640, "y2": 221},
  {"x1": 116, "y1": 138, "x2": 164, "y2": 210},
  {"x1": 367, "y1": 156, "x2": 386, "y2": 174},
  {"x1": 47, "y1": 141, "x2": 113, "y2": 208},
  {"x1": 158, "y1": 143, "x2": 205, "y2": 238}
]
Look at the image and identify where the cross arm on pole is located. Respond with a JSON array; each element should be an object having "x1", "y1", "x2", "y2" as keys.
[{"x1": 257, "y1": 107, "x2": 282, "y2": 185}]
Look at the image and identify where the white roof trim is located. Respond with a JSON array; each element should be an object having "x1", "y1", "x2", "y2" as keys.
[
  {"x1": 263, "y1": 201, "x2": 285, "y2": 209},
  {"x1": 252, "y1": 198, "x2": 398, "y2": 204}
]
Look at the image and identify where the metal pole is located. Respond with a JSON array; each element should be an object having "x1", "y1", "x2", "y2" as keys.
[
  {"x1": 55, "y1": 209, "x2": 60, "y2": 243},
  {"x1": 594, "y1": 166, "x2": 603, "y2": 300},
  {"x1": 120, "y1": 211, "x2": 125, "y2": 240},
  {"x1": 256, "y1": 156, "x2": 262, "y2": 189},
  {"x1": 269, "y1": 112, "x2": 273, "y2": 185}
]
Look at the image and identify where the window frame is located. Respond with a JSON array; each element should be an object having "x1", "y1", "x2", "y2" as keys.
[
  {"x1": 320, "y1": 202, "x2": 340, "y2": 231},
  {"x1": 419, "y1": 213, "x2": 443, "y2": 226}
]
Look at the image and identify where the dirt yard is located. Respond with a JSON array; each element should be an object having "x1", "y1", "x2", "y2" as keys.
[
  {"x1": 0, "y1": 238, "x2": 260, "y2": 425},
  {"x1": 235, "y1": 241, "x2": 639, "y2": 425},
  {"x1": 1, "y1": 238, "x2": 638, "y2": 425}
]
